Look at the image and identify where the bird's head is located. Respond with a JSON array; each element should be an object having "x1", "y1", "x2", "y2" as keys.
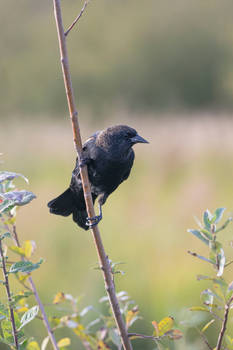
[{"x1": 97, "y1": 125, "x2": 149, "y2": 154}]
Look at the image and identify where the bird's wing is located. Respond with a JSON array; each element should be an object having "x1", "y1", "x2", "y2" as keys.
[
  {"x1": 122, "y1": 150, "x2": 135, "y2": 181},
  {"x1": 83, "y1": 131, "x2": 100, "y2": 150},
  {"x1": 70, "y1": 131, "x2": 101, "y2": 187}
]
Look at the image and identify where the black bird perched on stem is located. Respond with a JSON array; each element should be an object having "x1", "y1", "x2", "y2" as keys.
[{"x1": 48, "y1": 125, "x2": 149, "y2": 230}]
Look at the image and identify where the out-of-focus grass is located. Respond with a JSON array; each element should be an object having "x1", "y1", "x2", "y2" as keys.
[{"x1": 1, "y1": 114, "x2": 233, "y2": 349}]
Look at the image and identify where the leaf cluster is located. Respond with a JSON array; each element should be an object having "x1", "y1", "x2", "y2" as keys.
[{"x1": 188, "y1": 208, "x2": 233, "y2": 349}]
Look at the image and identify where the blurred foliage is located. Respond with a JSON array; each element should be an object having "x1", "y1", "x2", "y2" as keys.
[
  {"x1": 1, "y1": 0, "x2": 233, "y2": 117},
  {"x1": 188, "y1": 208, "x2": 233, "y2": 350}
]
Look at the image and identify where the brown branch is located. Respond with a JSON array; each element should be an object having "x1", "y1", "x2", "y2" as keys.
[
  {"x1": 216, "y1": 296, "x2": 233, "y2": 350},
  {"x1": 64, "y1": 1, "x2": 89, "y2": 37},
  {"x1": 12, "y1": 224, "x2": 59, "y2": 350},
  {"x1": 0, "y1": 239, "x2": 19, "y2": 349},
  {"x1": 52, "y1": 1, "x2": 133, "y2": 350}
]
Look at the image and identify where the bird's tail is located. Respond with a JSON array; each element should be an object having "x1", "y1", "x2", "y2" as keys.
[
  {"x1": 48, "y1": 188, "x2": 90, "y2": 230},
  {"x1": 72, "y1": 208, "x2": 89, "y2": 231},
  {"x1": 48, "y1": 188, "x2": 74, "y2": 216}
]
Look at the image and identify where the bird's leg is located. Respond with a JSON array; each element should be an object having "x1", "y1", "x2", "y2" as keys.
[
  {"x1": 86, "y1": 193, "x2": 107, "y2": 229},
  {"x1": 86, "y1": 202, "x2": 102, "y2": 228}
]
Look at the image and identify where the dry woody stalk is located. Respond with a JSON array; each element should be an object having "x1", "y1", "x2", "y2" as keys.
[{"x1": 52, "y1": 1, "x2": 133, "y2": 349}]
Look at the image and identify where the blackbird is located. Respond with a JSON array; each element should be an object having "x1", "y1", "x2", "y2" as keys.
[{"x1": 48, "y1": 125, "x2": 148, "y2": 230}]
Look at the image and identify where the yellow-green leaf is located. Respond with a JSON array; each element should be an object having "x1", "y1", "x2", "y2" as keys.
[
  {"x1": 9, "y1": 245, "x2": 25, "y2": 257},
  {"x1": 73, "y1": 324, "x2": 89, "y2": 341},
  {"x1": 226, "y1": 335, "x2": 233, "y2": 349},
  {"x1": 26, "y1": 341, "x2": 40, "y2": 350},
  {"x1": 189, "y1": 306, "x2": 208, "y2": 312},
  {"x1": 158, "y1": 316, "x2": 174, "y2": 336},
  {"x1": 17, "y1": 306, "x2": 28, "y2": 313},
  {"x1": 126, "y1": 308, "x2": 139, "y2": 328},
  {"x1": 57, "y1": 338, "x2": 71, "y2": 348},
  {"x1": 24, "y1": 240, "x2": 36, "y2": 258},
  {"x1": 97, "y1": 340, "x2": 110, "y2": 349},
  {"x1": 17, "y1": 273, "x2": 29, "y2": 283},
  {"x1": 53, "y1": 292, "x2": 65, "y2": 304},
  {"x1": 201, "y1": 319, "x2": 215, "y2": 333}
]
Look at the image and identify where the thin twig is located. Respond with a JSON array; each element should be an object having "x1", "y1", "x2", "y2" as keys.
[
  {"x1": 188, "y1": 250, "x2": 215, "y2": 265},
  {"x1": 128, "y1": 333, "x2": 159, "y2": 340},
  {"x1": 0, "y1": 239, "x2": 19, "y2": 349},
  {"x1": 12, "y1": 224, "x2": 59, "y2": 350},
  {"x1": 64, "y1": 1, "x2": 89, "y2": 37},
  {"x1": 52, "y1": 2, "x2": 133, "y2": 350},
  {"x1": 196, "y1": 328, "x2": 213, "y2": 350},
  {"x1": 216, "y1": 296, "x2": 233, "y2": 350},
  {"x1": 224, "y1": 260, "x2": 233, "y2": 268}
]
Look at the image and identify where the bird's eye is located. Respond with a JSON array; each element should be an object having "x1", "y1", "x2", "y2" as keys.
[{"x1": 126, "y1": 131, "x2": 133, "y2": 138}]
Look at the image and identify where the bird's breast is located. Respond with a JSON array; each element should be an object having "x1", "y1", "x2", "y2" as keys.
[{"x1": 88, "y1": 156, "x2": 133, "y2": 195}]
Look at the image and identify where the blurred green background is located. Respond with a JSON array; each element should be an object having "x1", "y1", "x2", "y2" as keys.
[
  {"x1": 1, "y1": 0, "x2": 233, "y2": 349},
  {"x1": 1, "y1": 0, "x2": 233, "y2": 116}
]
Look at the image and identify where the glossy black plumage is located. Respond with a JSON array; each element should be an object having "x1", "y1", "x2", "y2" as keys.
[{"x1": 47, "y1": 125, "x2": 148, "y2": 230}]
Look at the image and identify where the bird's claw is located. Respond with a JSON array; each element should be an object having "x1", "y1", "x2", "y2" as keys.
[
  {"x1": 79, "y1": 157, "x2": 89, "y2": 168},
  {"x1": 86, "y1": 215, "x2": 102, "y2": 228}
]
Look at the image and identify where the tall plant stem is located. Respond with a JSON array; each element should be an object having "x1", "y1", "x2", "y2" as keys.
[
  {"x1": 52, "y1": 1, "x2": 133, "y2": 349},
  {"x1": 0, "y1": 239, "x2": 19, "y2": 349},
  {"x1": 216, "y1": 296, "x2": 233, "y2": 350},
  {"x1": 12, "y1": 225, "x2": 59, "y2": 350}
]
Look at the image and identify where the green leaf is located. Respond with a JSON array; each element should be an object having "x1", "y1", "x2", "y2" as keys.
[
  {"x1": 201, "y1": 319, "x2": 215, "y2": 333},
  {"x1": 215, "y1": 217, "x2": 232, "y2": 233},
  {"x1": 41, "y1": 336, "x2": 50, "y2": 350},
  {"x1": 212, "y1": 208, "x2": 225, "y2": 224},
  {"x1": 26, "y1": 341, "x2": 40, "y2": 350},
  {"x1": 203, "y1": 210, "x2": 212, "y2": 229},
  {"x1": 18, "y1": 305, "x2": 39, "y2": 330},
  {"x1": 9, "y1": 259, "x2": 43, "y2": 274},
  {"x1": 197, "y1": 275, "x2": 228, "y2": 289},
  {"x1": 201, "y1": 290, "x2": 214, "y2": 311},
  {"x1": 0, "y1": 197, "x2": 13, "y2": 214},
  {"x1": 189, "y1": 306, "x2": 208, "y2": 312},
  {"x1": 217, "y1": 248, "x2": 225, "y2": 277},
  {"x1": 0, "y1": 171, "x2": 29, "y2": 184},
  {"x1": 202, "y1": 288, "x2": 222, "y2": 301},
  {"x1": 57, "y1": 338, "x2": 71, "y2": 348},
  {"x1": 0, "y1": 302, "x2": 9, "y2": 318},
  {"x1": 109, "y1": 329, "x2": 122, "y2": 347},
  {"x1": 80, "y1": 305, "x2": 93, "y2": 317},
  {"x1": 12, "y1": 291, "x2": 33, "y2": 304},
  {"x1": 187, "y1": 229, "x2": 209, "y2": 245},
  {"x1": 200, "y1": 229, "x2": 213, "y2": 240},
  {"x1": 9, "y1": 245, "x2": 25, "y2": 257},
  {"x1": 227, "y1": 281, "x2": 233, "y2": 298},
  {"x1": 1, "y1": 191, "x2": 36, "y2": 207},
  {"x1": 0, "y1": 232, "x2": 11, "y2": 240},
  {"x1": 188, "y1": 251, "x2": 215, "y2": 265},
  {"x1": 225, "y1": 335, "x2": 233, "y2": 350},
  {"x1": 209, "y1": 240, "x2": 222, "y2": 253},
  {"x1": 1, "y1": 319, "x2": 13, "y2": 339}
]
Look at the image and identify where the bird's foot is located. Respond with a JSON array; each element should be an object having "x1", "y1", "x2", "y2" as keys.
[
  {"x1": 79, "y1": 157, "x2": 89, "y2": 168},
  {"x1": 86, "y1": 214, "x2": 102, "y2": 228}
]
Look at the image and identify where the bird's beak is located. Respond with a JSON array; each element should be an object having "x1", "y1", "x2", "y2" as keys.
[{"x1": 131, "y1": 134, "x2": 149, "y2": 144}]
